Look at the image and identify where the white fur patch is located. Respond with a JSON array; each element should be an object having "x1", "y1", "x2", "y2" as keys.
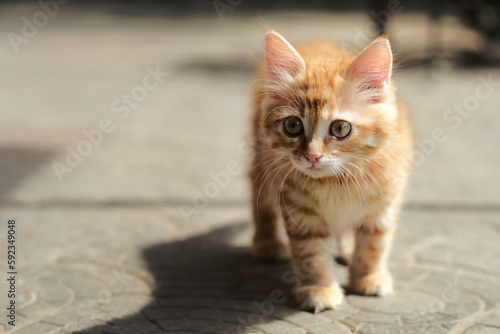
[
  {"x1": 321, "y1": 103, "x2": 331, "y2": 119},
  {"x1": 316, "y1": 104, "x2": 333, "y2": 140}
]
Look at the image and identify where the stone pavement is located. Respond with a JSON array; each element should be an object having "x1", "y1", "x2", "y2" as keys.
[{"x1": 0, "y1": 3, "x2": 500, "y2": 334}]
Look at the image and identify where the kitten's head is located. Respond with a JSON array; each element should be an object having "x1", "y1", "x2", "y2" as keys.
[{"x1": 260, "y1": 31, "x2": 398, "y2": 179}]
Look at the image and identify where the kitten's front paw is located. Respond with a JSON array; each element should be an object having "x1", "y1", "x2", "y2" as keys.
[
  {"x1": 252, "y1": 239, "x2": 290, "y2": 262},
  {"x1": 296, "y1": 285, "x2": 344, "y2": 313},
  {"x1": 349, "y1": 271, "x2": 393, "y2": 296}
]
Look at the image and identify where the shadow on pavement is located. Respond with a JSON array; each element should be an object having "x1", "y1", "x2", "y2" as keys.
[
  {"x1": 173, "y1": 59, "x2": 255, "y2": 76},
  {"x1": 81, "y1": 222, "x2": 303, "y2": 333},
  {"x1": 0, "y1": 148, "x2": 55, "y2": 203}
]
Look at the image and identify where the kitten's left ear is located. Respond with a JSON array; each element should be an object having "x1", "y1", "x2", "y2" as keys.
[{"x1": 344, "y1": 37, "x2": 392, "y2": 93}]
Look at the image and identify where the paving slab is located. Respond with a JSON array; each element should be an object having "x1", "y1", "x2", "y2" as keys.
[{"x1": 0, "y1": 207, "x2": 499, "y2": 333}]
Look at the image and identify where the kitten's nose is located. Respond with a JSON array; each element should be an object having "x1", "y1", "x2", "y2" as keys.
[{"x1": 304, "y1": 152, "x2": 323, "y2": 164}]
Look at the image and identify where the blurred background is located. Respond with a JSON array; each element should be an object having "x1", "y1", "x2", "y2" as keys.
[
  {"x1": 0, "y1": 1, "x2": 499, "y2": 333},
  {"x1": 0, "y1": 0, "x2": 499, "y2": 208},
  {"x1": 1, "y1": 0, "x2": 500, "y2": 207}
]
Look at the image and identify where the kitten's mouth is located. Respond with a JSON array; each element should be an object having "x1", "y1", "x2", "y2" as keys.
[
  {"x1": 290, "y1": 157, "x2": 326, "y2": 175},
  {"x1": 307, "y1": 165, "x2": 322, "y2": 171}
]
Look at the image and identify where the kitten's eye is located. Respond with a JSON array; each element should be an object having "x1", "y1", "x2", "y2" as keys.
[
  {"x1": 330, "y1": 120, "x2": 351, "y2": 139},
  {"x1": 283, "y1": 116, "x2": 304, "y2": 136}
]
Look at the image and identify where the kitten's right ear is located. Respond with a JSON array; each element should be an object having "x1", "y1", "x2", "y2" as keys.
[{"x1": 265, "y1": 31, "x2": 305, "y2": 83}]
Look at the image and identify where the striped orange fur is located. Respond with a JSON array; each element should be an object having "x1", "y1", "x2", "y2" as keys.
[{"x1": 249, "y1": 30, "x2": 413, "y2": 312}]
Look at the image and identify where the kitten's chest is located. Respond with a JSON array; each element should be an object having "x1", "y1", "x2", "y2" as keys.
[
  {"x1": 318, "y1": 195, "x2": 371, "y2": 228},
  {"x1": 309, "y1": 181, "x2": 380, "y2": 227}
]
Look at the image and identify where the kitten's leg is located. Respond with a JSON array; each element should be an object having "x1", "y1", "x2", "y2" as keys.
[
  {"x1": 348, "y1": 209, "x2": 396, "y2": 296},
  {"x1": 334, "y1": 228, "x2": 355, "y2": 266},
  {"x1": 250, "y1": 161, "x2": 289, "y2": 261},
  {"x1": 282, "y1": 206, "x2": 343, "y2": 312}
]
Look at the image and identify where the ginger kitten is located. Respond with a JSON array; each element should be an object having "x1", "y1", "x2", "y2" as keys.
[{"x1": 249, "y1": 31, "x2": 413, "y2": 312}]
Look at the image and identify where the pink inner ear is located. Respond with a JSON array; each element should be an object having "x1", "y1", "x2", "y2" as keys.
[
  {"x1": 345, "y1": 38, "x2": 392, "y2": 89},
  {"x1": 265, "y1": 31, "x2": 305, "y2": 82}
]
